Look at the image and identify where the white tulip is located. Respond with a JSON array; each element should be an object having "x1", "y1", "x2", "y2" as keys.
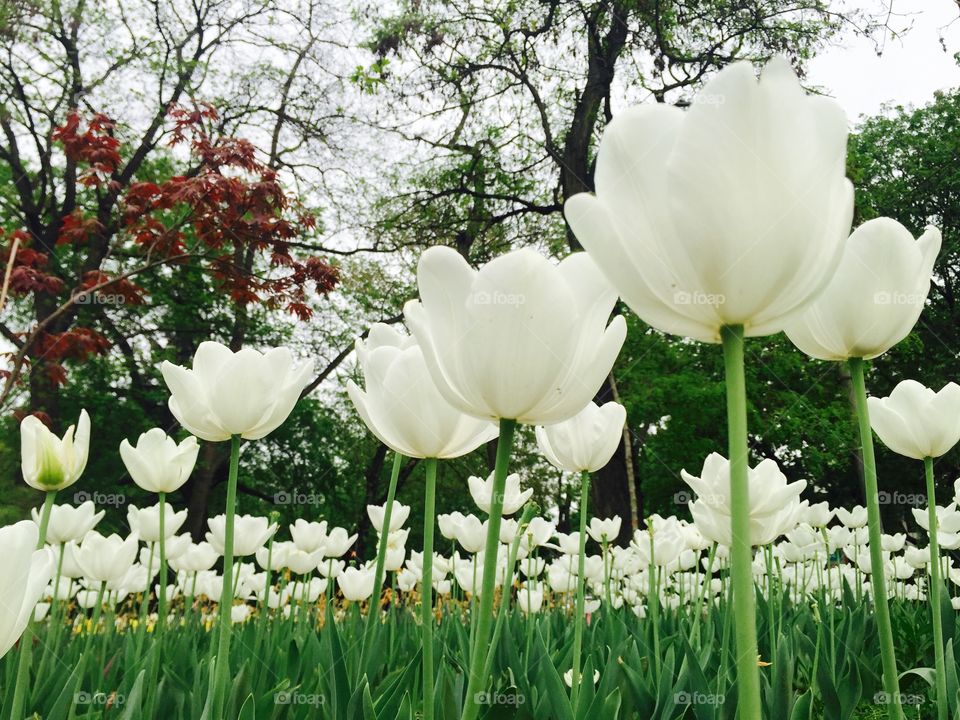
[
  {"x1": 160, "y1": 341, "x2": 312, "y2": 442},
  {"x1": 681, "y1": 453, "x2": 806, "y2": 546},
  {"x1": 76, "y1": 531, "x2": 138, "y2": 583},
  {"x1": 565, "y1": 58, "x2": 852, "y2": 343},
  {"x1": 169, "y1": 542, "x2": 218, "y2": 573},
  {"x1": 367, "y1": 501, "x2": 410, "y2": 534},
  {"x1": 587, "y1": 516, "x2": 622, "y2": 543},
  {"x1": 468, "y1": 472, "x2": 532, "y2": 516},
  {"x1": 30, "y1": 501, "x2": 103, "y2": 544},
  {"x1": 20, "y1": 410, "x2": 90, "y2": 491},
  {"x1": 535, "y1": 401, "x2": 626, "y2": 473},
  {"x1": 205, "y1": 514, "x2": 277, "y2": 557},
  {"x1": 785, "y1": 219, "x2": 940, "y2": 360},
  {"x1": 127, "y1": 503, "x2": 187, "y2": 543},
  {"x1": 868, "y1": 380, "x2": 960, "y2": 460},
  {"x1": 337, "y1": 566, "x2": 375, "y2": 602},
  {"x1": 119, "y1": 428, "x2": 200, "y2": 493},
  {"x1": 289, "y1": 519, "x2": 328, "y2": 554},
  {"x1": 0, "y1": 521, "x2": 53, "y2": 658},
  {"x1": 321, "y1": 527, "x2": 357, "y2": 558},
  {"x1": 835, "y1": 506, "x2": 868, "y2": 529},
  {"x1": 347, "y1": 324, "x2": 498, "y2": 458},
  {"x1": 404, "y1": 247, "x2": 626, "y2": 424}
]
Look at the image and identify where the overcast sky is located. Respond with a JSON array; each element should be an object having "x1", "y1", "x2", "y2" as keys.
[{"x1": 808, "y1": 0, "x2": 960, "y2": 121}]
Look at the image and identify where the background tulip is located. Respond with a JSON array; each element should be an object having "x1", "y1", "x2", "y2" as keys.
[
  {"x1": 468, "y1": 472, "x2": 532, "y2": 516},
  {"x1": 20, "y1": 410, "x2": 90, "y2": 492},
  {"x1": 76, "y1": 531, "x2": 139, "y2": 583},
  {"x1": 536, "y1": 401, "x2": 626, "y2": 473},
  {"x1": 786, "y1": 219, "x2": 941, "y2": 361},
  {"x1": 869, "y1": 380, "x2": 960, "y2": 460},
  {"x1": 367, "y1": 501, "x2": 410, "y2": 534},
  {"x1": 206, "y1": 514, "x2": 277, "y2": 557},
  {"x1": 30, "y1": 501, "x2": 103, "y2": 545},
  {"x1": 160, "y1": 341, "x2": 313, "y2": 442},
  {"x1": 127, "y1": 504, "x2": 187, "y2": 543},
  {"x1": 120, "y1": 429, "x2": 200, "y2": 493},
  {"x1": 347, "y1": 324, "x2": 498, "y2": 458},
  {"x1": 681, "y1": 454, "x2": 806, "y2": 547},
  {"x1": 338, "y1": 566, "x2": 375, "y2": 602}
]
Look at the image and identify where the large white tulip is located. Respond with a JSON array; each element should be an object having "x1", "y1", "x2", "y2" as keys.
[
  {"x1": 403, "y1": 247, "x2": 626, "y2": 424},
  {"x1": 535, "y1": 401, "x2": 626, "y2": 473},
  {"x1": 160, "y1": 341, "x2": 313, "y2": 442},
  {"x1": 681, "y1": 453, "x2": 806, "y2": 546},
  {"x1": 0, "y1": 522, "x2": 53, "y2": 659},
  {"x1": 120, "y1": 428, "x2": 200, "y2": 493},
  {"x1": 868, "y1": 381, "x2": 960, "y2": 460},
  {"x1": 564, "y1": 58, "x2": 852, "y2": 342},
  {"x1": 786, "y1": 219, "x2": 941, "y2": 360},
  {"x1": 20, "y1": 410, "x2": 90, "y2": 491},
  {"x1": 347, "y1": 324, "x2": 498, "y2": 458},
  {"x1": 30, "y1": 501, "x2": 103, "y2": 545}
]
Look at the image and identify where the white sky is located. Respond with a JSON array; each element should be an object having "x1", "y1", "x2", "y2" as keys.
[{"x1": 808, "y1": 0, "x2": 960, "y2": 121}]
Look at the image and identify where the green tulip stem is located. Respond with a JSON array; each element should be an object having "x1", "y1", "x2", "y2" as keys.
[
  {"x1": 358, "y1": 450, "x2": 403, "y2": 681},
  {"x1": 571, "y1": 470, "x2": 590, "y2": 709},
  {"x1": 421, "y1": 457, "x2": 438, "y2": 720},
  {"x1": 848, "y1": 357, "x2": 902, "y2": 720},
  {"x1": 481, "y1": 502, "x2": 537, "y2": 683},
  {"x1": 720, "y1": 324, "x2": 761, "y2": 720},
  {"x1": 212, "y1": 433, "x2": 241, "y2": 716},
  {"x1": 10, "y1": 490, "x2": 56, "y2": 720},
  {"x1": 36, "y1": 490, "x2": 55, "y2": 546},
  {"x1": 157, "y1": 491, "x2": 167, "y2": 631},
  {"x1": 461, "y1": 418, "x2": 517, "y2": 720},
  {"x1": 924, "y1": 456, "x2": 948, "y2": 720}
]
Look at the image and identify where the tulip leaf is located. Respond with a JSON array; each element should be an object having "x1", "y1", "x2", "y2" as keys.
[{"x1": 119, "y1": 669, "x2": 147, "y2": 720}]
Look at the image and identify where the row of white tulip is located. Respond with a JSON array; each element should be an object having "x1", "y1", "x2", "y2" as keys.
[{"x1": 4, "y1": 54, "x2": 954, "y2": 719}]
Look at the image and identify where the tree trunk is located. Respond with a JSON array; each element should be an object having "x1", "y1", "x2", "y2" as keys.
[{"x1": 184, "y1": 442, "x2": 229, "y2": 540}]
